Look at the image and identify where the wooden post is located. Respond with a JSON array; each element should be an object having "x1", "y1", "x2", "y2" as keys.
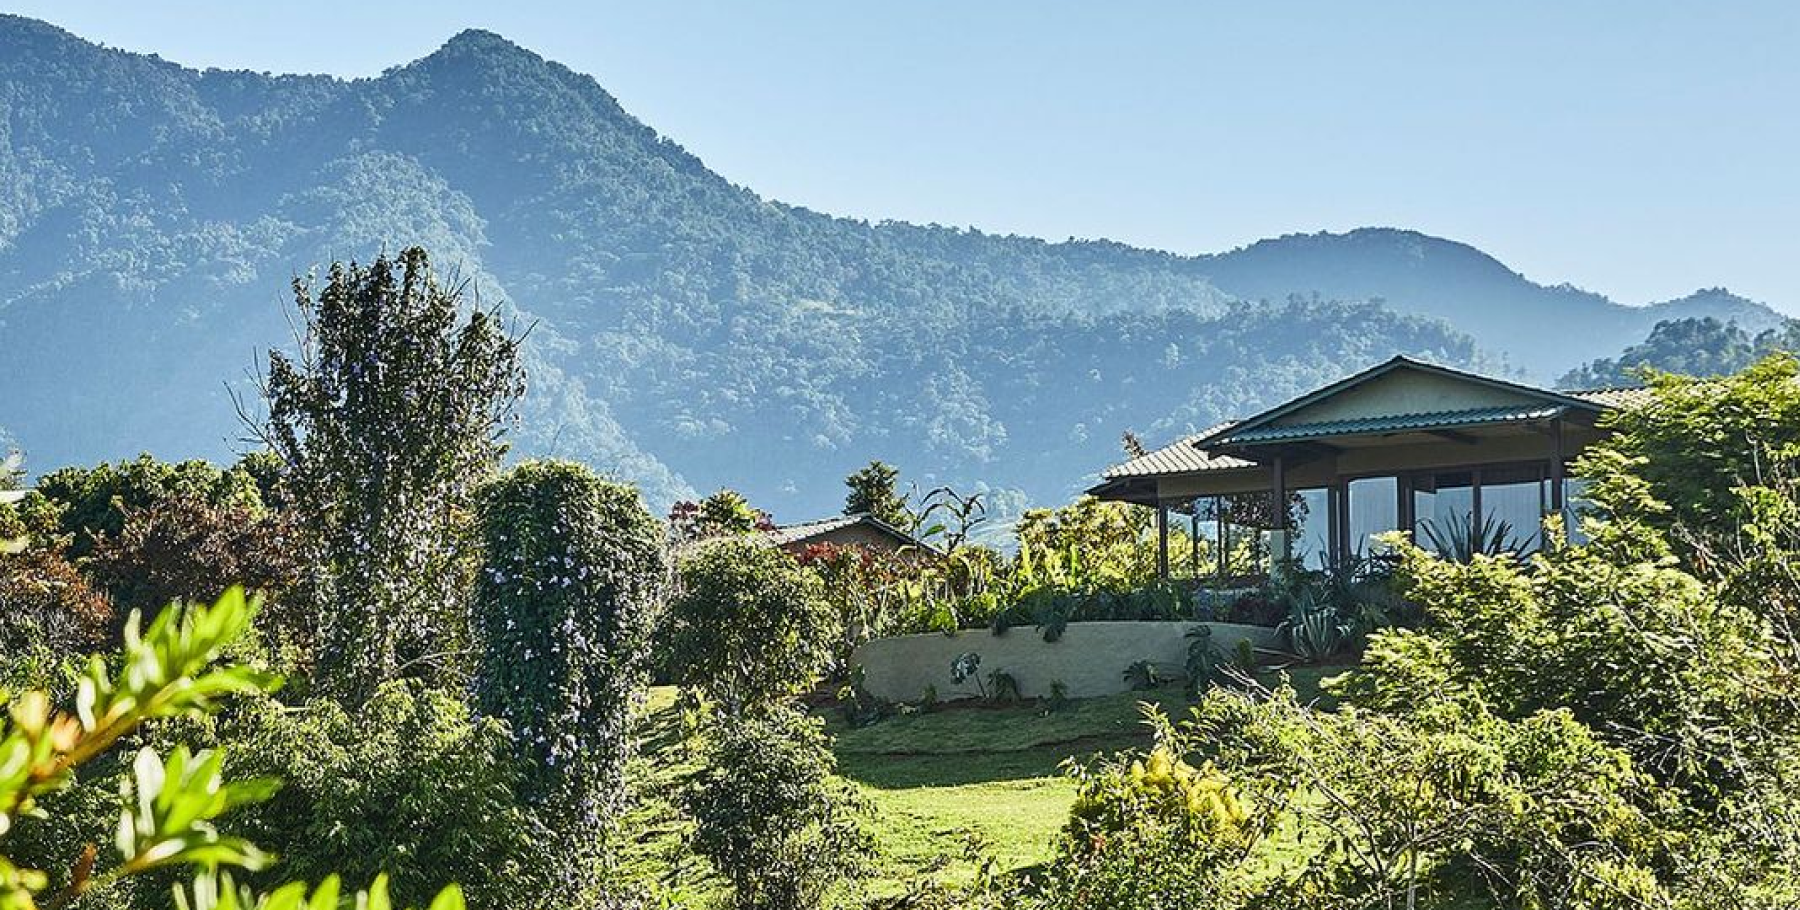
[
  {"x1": 1190, "y1": 508, "x2": 1200, "y2": 579},
  {"x1": 1216, "y1": 496, "x2": 1227, "y2": 580},
  {"x1": 1470, "y1": 467, "x2": 1483, "y2": 545},
  {"x1": 1270, "y1": 455, "x2": 1290, "y2": 570},
  {"x1": 1156, "y1": 500, "x2": 1170, "y2": 579},
  {"x1": 1328, "y1": 481, "x2": 1345, "y2": 569},
  {"x1": 1549, "y1": 416, "x2": 1566, "y2": 513}
]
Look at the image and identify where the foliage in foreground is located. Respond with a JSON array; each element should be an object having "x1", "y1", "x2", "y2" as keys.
[
  {"x1": 0, "y1": 589, "x2": 465, "y2": 910},
  {"x1": 221, "y1": 682, "x2": 551, "y2": 910}
]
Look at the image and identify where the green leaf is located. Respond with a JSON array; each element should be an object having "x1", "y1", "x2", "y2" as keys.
[{"x1": 426, "y1": 884, "x2": 465, "y2": 910}]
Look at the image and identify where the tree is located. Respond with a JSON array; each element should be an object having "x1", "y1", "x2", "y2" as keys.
[
  {"x1": 255, "y1": 247, "x2": 525, "y2": 704},
  {"x1": 664, "y1": 538, "x2": 837, "y2": 715},
  {"x1": 0, "y1": 546, "x2": 113, "y2": 659},
  {"x1": 0, "y1": 450, "x2": 23, "y2": 497},
  {"x1": 685, "y1": 707, "x2": 871, "y2": 910},
  {"x1": 471, "y1": 461, "x2": 666, "y2": 901},
  {"x1": 1561, "y1": 316, "x2": 1800, "y2": 388},
  {"x1": 843, "y1": 461, "x2": 910, "y2": 529},
  {"x1": 668, "y1": 490, "x2": 772, "y2": 546},
  {"x1": 1579, "y1": 353, "x2": 1800, "y2": 540},
  {"x1": 29, "y1": 455, "x2": 263, "y2": 558}
]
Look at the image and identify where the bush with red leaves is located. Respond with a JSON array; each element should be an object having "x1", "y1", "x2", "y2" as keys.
[
  {"x1": 87, "y1": 493, "x2": 304, "y2": 638},
  {"x1": 0, "y1": 547, "x2": 113, "y2": 656}
]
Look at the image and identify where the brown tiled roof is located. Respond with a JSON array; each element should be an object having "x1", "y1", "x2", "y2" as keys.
[
  {"x1": 765, "y1": 513, "x2": 935, "y2": 552},
  {"x1": 1565, "y1": 386, "x2": 1657, "y2": 409}
]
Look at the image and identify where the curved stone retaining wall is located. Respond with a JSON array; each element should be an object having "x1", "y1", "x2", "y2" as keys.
[{"x1": 852, "y1": 621, "x2": 1279, "y2": 701}]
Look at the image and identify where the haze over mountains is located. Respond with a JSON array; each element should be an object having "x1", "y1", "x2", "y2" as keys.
[{"x1": 0, "y1": 16, "x2": 1785, "y2": 518}]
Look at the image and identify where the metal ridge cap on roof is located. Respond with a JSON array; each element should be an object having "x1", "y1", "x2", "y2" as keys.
[{"x1": 1211, "y1": 404, "x2": 1567, "y2": 445}]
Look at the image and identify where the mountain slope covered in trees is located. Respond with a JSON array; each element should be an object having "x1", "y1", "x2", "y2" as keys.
[
  {"x1": 1199, "y1": 232, "x2": 1786, "y2": 378},
  {"x1": 0, "y1": 17, "x2": 1781, "y2": 516}
]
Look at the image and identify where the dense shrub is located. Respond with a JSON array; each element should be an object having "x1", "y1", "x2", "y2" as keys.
[
  {"x1": 471, "y1": 460, "x2": 666, "y2": 899},
  {"x1": 259, "y1": 247, "x2": 525, "y2": 704},
  {"x1": 223, "y1": 681, "x2": 552, "y2": 910},
  {"x1": 1043, "y1": 691, "x2": 1675, "y2": 910},
  {"x1": 664, "y1": 537, "x2": 838, "y2": 714},
  {"x1": 1380, "y1": 532, "x2": 1779, "y2": 796},
  {"x1": 30, "y1": 454, "x2": 264, "y2": 556},
  {"x1": 1066, "y1": 746, "x2": 1254, "y2": 854},
  {"x1": 1581, "y1": 353, "x2": 1800, "y2": 539},
  {"x1": 87, "y1": 493, "x2": 303, "y2": 630},
  {"x1": 0, "y1": 546, "x2": 112, "y2": 657},
  {"x1": 685, "y1": 706, "x2": 872, "y2": 910}
]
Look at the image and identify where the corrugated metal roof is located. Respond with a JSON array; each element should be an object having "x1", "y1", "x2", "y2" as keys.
[
  {"x1": 1192, "y1": 355, "x2": 1619, "y2": 451},
  {"x1": 766, "y1": 514, "x2": 865, "y2": 547},
  {"x1": 1102, "y1": 423, "x2": 1256, "y2": 480},
  {"x1": 1095, "y1": 375, "x2": 1654, "y2": 484},
  {"x1": 1211, "y1": 404, "x2": 1567, "y2": 446}
]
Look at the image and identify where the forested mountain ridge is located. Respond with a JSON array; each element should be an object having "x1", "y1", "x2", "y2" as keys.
[
  {"x1": 1197, "y1": 230, "x2": 1786, "y2": 378},
  {"x1": 0, "y1": 17, "x2": 1779, "y2": 517}
]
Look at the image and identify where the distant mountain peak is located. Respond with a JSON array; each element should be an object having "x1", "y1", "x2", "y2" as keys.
[
  {"x1": 440, "y1": 28, "x2": 530, "y2": 53},
  {"x1": 422, "y1": 28, "x2": 548, "y2": 68}
]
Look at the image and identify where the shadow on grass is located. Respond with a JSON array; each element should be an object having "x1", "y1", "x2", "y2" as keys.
[{"x1": 836, "y1": 734, "x2": 1140, "y2": 789}]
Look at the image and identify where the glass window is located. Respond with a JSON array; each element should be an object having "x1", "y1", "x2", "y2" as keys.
[
  {"x1": 1347, "y1": 476, "x2": 1399, "y2": 559},
  {"x1": 1292, "y1": 488, "x2": 1332, "y2": 569},
  {"x1": 1414, "y1": 471, "x2": 1474, "y2": 557},
  {"x1": 1481, "y1": 464, "x2": 1546, "y2": 554}
]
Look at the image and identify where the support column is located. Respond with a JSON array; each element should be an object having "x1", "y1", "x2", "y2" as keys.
[
  {"x1": 1270, "y1": 455, "x2": 1290, "y2": 571},
  {"x1": 1216, "y1": 496, "x2": 1228, "y2": 580},
  {"x1": 1190, "y1": 508, "x2": 1201, "y2": 579},
  {"x1": 1327, "y1": 481, "x2": 1344, "y2": 569},
  {"x1": 1549, "y1": 416, "x2": 1566, "y2": 513},
  {"x1": 1156, "y1": 499, "x2": 1170, "y2": 579}
]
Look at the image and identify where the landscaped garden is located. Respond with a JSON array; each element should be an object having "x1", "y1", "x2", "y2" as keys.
[{"x1": 3, "y1": 247, "x2": 1799, "y2": 909}]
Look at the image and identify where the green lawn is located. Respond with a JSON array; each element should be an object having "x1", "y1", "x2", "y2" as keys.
[{"x1": 626, "y1": 665, "x2": 1343, "y2": 900}]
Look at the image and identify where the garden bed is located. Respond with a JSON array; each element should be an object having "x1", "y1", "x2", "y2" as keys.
[{"x1": 852, "y1": 620, "x2": 1279, "y2": 701}]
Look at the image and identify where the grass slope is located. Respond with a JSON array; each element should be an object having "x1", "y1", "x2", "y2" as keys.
[{"x1": 625, "y1": 667, "x2": 1339, "y2": 901}]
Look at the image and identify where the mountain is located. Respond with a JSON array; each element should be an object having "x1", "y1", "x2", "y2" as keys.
[
  {"x1": 0, "y1": 18, "x2": 1778, "y2": 519},
  {"x1": 1560, "y1": 314, "x2": 1800, "y2": 388},
  {"x1": 1195, "y1": 229, "x2": 1786, "y2": 379}
]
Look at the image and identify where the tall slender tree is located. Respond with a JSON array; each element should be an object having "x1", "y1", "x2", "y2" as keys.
[{"x1": 255, "y1": 247, "x2": 525, "y2": 703}]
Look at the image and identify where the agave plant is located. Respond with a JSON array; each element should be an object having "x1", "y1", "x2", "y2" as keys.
[
  {"x1": 1418, "y1": 511, "x2": 1534, "y2": 563},
  {"x1": 1275, "y1": 589, "x2": 1353, "y2": 661},
  {"x1": 1184, "y1": 624, "x2": 1224, "y2": 694}
]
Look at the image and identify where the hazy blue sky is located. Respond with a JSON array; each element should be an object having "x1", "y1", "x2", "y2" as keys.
[{"x1": 11, "y1": 1, "x2": 1798, "y2": 311}]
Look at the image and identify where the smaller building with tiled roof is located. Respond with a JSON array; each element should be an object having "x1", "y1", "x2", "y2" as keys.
[{"x1": 766, "y1": 512, "x2": 936, "y2": 556}]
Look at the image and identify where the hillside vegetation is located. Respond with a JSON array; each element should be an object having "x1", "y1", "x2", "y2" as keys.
[{"x1": 0, "y1": 16, "x2": 1781, "y2": 518}]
